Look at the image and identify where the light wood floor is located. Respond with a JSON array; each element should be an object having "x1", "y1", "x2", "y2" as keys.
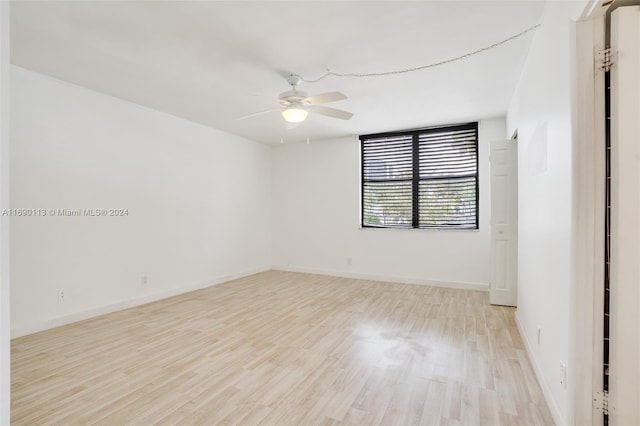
[{"x1": 12, "y1": 271, "x2": 552, "y2": 425}]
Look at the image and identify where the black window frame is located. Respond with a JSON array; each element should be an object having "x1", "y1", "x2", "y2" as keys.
[{"x1": 360, "y1": 122, "x2": 479, "y2": 230}]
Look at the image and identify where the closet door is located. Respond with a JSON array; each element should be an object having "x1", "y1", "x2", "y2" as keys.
[
  {"x1": 489, "y1": 139, "x2": 518, "y2": 307},
  {"x1": 609, "y1": 5, "x2": 640, "y2": 425}
]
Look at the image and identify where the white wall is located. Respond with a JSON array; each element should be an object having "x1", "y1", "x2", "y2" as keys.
[
  {"x1": 0, "y1": 2, "x2": 10, "y2": 424},
  {"x1": 506, "y1": 1, "x2": 589, "y2": 425},
  {"x1": 272, "y1": 118, "x2": 505, "y2": 289},
  {"x1": 10, "y1": 66, "x2": 272, "y2": 337}
]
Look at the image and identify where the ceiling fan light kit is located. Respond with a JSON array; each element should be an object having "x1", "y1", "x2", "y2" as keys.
[{"x1": 281, "y1": 107, "x2": 308, "y2": 123}]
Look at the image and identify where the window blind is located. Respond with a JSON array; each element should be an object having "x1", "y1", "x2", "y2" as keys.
[{"x1": 361, "y1": 122, "x2": 478, "y2": 230}]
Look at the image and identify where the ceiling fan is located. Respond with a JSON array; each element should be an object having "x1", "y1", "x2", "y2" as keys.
[{"x1": 236, "y1": 74, "x2": 353, "y2": 123}]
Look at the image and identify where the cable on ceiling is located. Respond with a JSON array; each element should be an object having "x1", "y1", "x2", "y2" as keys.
[{"x1": 299, "y1": 23, "x2": 541, "y2": 83}]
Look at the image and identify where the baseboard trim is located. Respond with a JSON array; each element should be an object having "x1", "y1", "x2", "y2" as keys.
[
  {"x1": 11, "y1": 266, "x2": 270, "y2": 338},
  {"x1": 271, "y1": 265, "x2": 489, "y2": 291},
  {"x1": 515, "y1": 312, "x2": 565, "y2": 426}
]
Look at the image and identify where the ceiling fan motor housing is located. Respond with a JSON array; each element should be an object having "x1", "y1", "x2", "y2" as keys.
[{"x1": 279, "y1": 90, "x2": 309, "y2": 107}]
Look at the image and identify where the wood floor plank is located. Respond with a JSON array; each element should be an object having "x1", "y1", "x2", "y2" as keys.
[{"x1": 11, "y1": 270, "x2": 553, "y2": 425}]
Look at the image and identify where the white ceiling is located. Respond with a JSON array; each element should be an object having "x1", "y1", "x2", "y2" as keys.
[{"x1": 10, "y1": 1, "x2": 546, "y2": 145}]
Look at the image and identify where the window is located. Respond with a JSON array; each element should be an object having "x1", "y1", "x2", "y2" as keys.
[{"x1": 361, "y1": 122, "x2": 478, "y2": 229}]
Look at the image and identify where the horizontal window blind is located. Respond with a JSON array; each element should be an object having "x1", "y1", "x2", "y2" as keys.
[
  {"x1": 362, "y1": 135, "x2": 413, "y2": 228},
  {"x1": 361, "y1": 123, "x2": 478, "y2": 229}
]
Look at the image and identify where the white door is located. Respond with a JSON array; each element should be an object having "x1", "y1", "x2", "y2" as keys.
[
  {"x1": 609, "y1": 6, "x2": 640, "y2": 425},
  {"x1": 490, "y1": 140, "x2": 518, "y2": 306}
]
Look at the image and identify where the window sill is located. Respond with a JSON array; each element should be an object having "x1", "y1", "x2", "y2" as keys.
[{"x1": 358, "y1": 226, "x2": 480, "y2": 232}]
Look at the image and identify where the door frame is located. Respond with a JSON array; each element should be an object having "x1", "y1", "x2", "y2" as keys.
[{"x1": 571, "y1": 7, "x2": 606, "y2": 426}]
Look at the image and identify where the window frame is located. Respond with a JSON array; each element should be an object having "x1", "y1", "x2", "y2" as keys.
[{"x1": 360, "y1": 122, "x2": 479, "y2": 230}]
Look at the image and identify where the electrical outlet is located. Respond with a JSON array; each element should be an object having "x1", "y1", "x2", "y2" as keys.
[
  {"x1": 141, "y1": 275, "x2": 148, "y2": 286},
  {"x1": 537, "y1": 326, "x2": 541, "y2": 345},
  {"x1": 57, "y1": 289, "x2": 65, "y2": 303},
  {"x1": 559, "y1": 362, "x2": 566, "y2": 388},
  {"x1": 347, "y1": 257, "x2": 352, "y2": 266}
]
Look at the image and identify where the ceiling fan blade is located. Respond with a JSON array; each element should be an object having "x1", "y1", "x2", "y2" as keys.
[
  {"x1": 236, "y1": 108, "x2": 280, "y2": 120},
  {"x1": 307, "y1": 105, "x2": 354, "y2": 120},
  {"x1": 304, "y1": 91, "x2": 347, "y2": 105}
]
